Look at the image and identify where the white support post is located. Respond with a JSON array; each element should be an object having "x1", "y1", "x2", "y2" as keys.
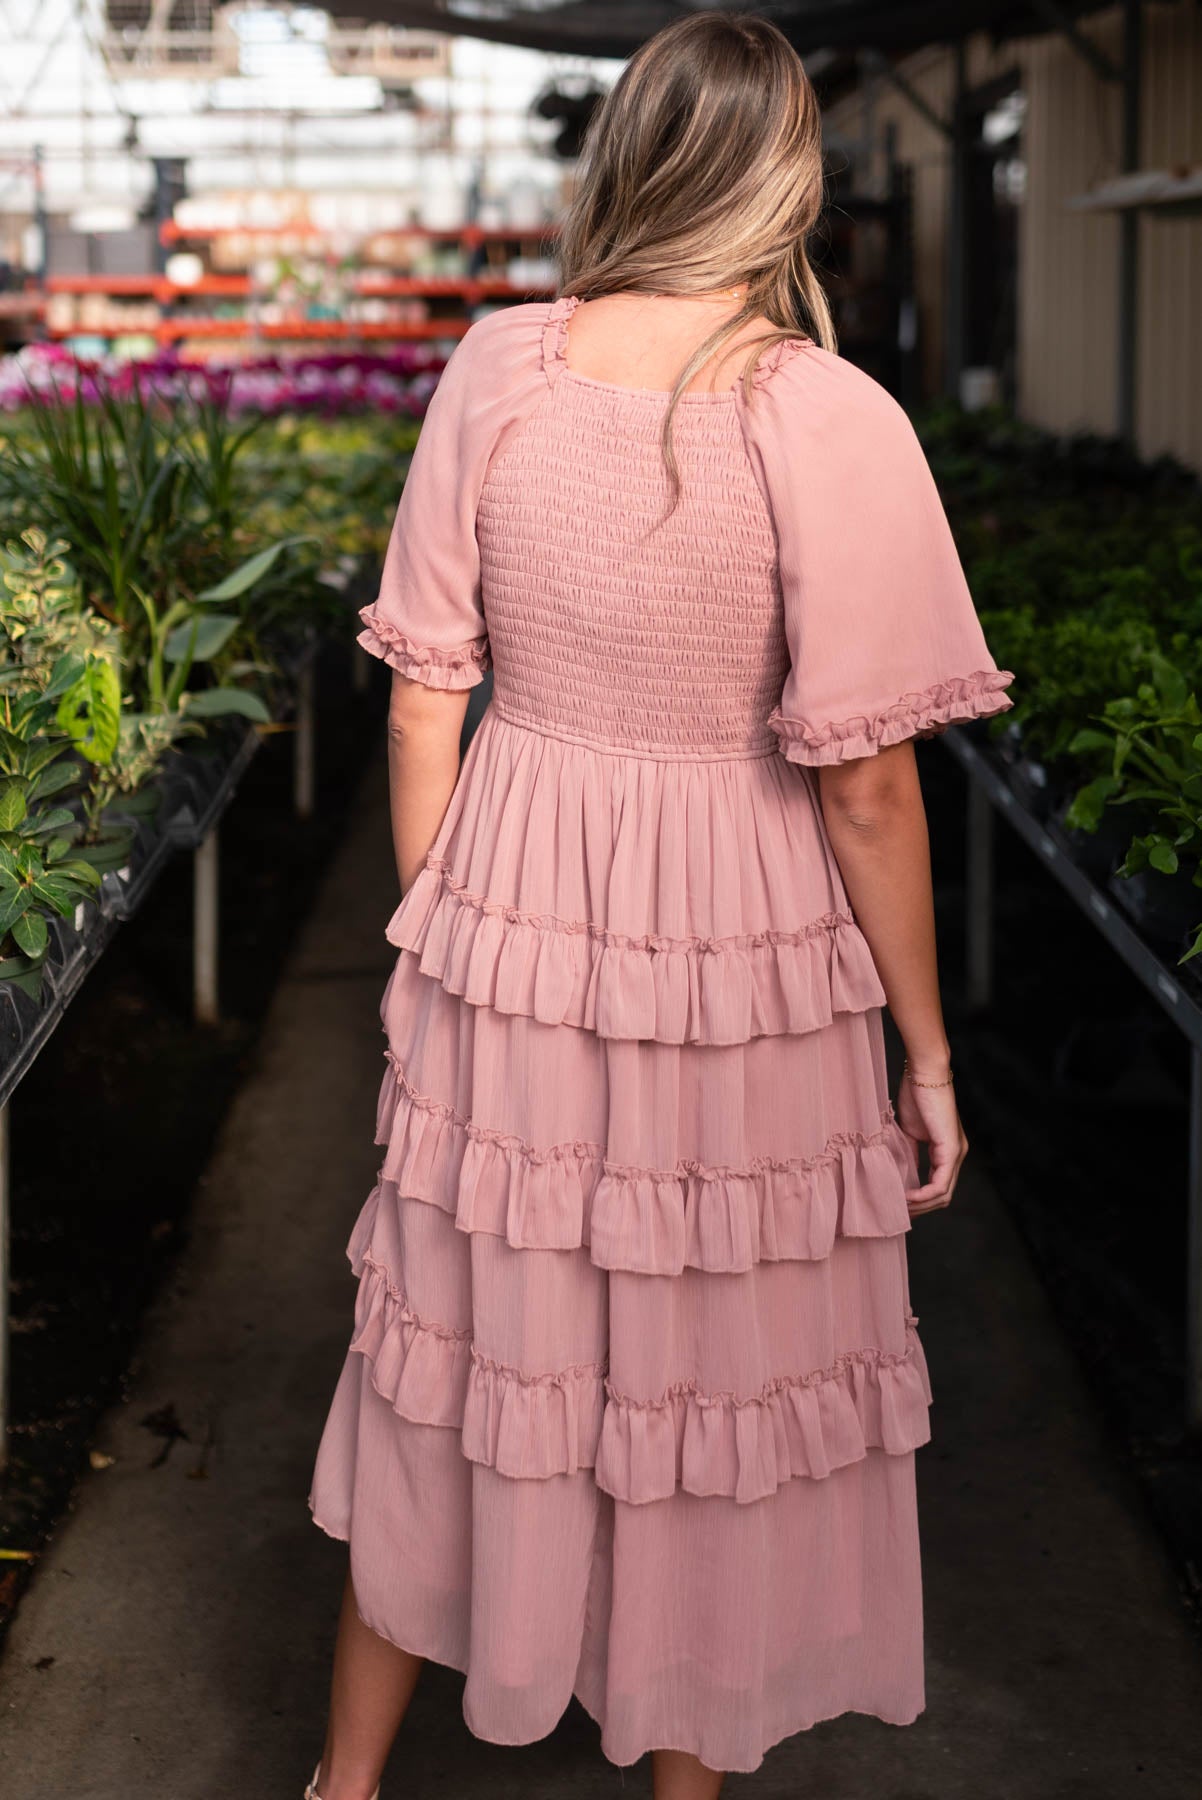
[
  {"x1": 1188, "y1": 1045, "x2": 1202, "y2": 1434},
  {"x1": 0, "y1": 1099, "x2": 10, "y2": 1474},
  {"x1": 194, "y1": 828, "x2": 220, "y2": 1027},
  {"x1": 294, "y1": 660, "x2": 316, "y2": 822},
  {"x1": 966, "y1": 781, "x2": 995, "y2": 1010}
]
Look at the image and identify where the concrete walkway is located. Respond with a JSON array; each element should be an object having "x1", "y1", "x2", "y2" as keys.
[{"x1": 1, "y1": 747, "x2": 1200, "y2": 1800}]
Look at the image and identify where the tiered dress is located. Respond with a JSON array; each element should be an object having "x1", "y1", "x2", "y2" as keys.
[{"x1": 308, "y1": 294, "x2": 1015, "y2": 1774}]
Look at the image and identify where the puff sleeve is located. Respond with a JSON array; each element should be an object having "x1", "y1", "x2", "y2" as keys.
[
  {"x1": 738, "y1": 345, "x2": 1014, "y2": 765},
  {"x1": 357, "y1": 305, "x2": 547, "y2": 689}
]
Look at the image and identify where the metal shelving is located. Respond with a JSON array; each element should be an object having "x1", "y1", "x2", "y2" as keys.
[
  {"x1": 0, "y1": 622, "x2": 335, "y2": 1468},
  {"x1": 944, "y1": 724, "x2": 1202, "y2": 1432}
]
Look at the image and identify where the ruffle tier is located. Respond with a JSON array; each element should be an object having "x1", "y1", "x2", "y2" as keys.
[
  {"x1": 390, "y1": 858, "x2": 884, "y2": 1046},
  {"x1": 390, "y1": 705, "x2": 886, "y2": 1047},
  {"x1": 345, "y1": 1187, "x2": 931, "y2": 1508},
  {"x1": 376, "y1": 1045, "x2": 918, "y2": 1276},
  {"x1": 769, "y1": 669, "x2": 1015, "y2": 766}
]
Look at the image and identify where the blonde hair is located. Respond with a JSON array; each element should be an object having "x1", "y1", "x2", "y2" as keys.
[{"x1": 557, "y1": 10, "x2": 836, "y2": 504}]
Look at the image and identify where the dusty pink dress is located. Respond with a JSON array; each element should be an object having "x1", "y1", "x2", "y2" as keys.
[{"x1": 308, "y1": 294, "x2": 1014, "y2": 1773}]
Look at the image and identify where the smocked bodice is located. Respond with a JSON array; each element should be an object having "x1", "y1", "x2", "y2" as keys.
[
  {"x1": 477, "y1": 374, "x2": 787, "y2": 759},
  {"x1": 352, "y1": 289, "x2": 1013, "y2": 1027},
  {"x1": 357, "y1": 292, "x2": 1012, "y2": 775}
]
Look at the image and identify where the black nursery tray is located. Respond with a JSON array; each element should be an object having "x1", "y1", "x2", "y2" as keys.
[
  {"x1": 943, "y1": 725, "x2": 1202, "y2": 1048},
  {"x1": 0, "y1": 729, "x2": 258, "y2": 1109}
]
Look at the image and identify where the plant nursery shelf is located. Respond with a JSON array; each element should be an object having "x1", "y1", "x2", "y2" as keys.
[
  {"x1": 159, "y1": 219, "x2": 561, "y2": 245},
  {"x1": 349, "y1": 279, "x2": 554, "y2": 298},
  {"x1": 155, "y1": 318, "x2": 475, "y2": 342},
  {"x1": 942, "y1": 724, "x2": 1202, "y2": 1435},
  {"x1": 45, "y1": 275, "x2": 252, "y2": 298},
  {"x1": 0, "y1": 618, "x2": 329, "y2": 1116},
  {"x1": 944, "y1": 729, "x2": 1202, "y2": 1045},
  {"x1": 0, "y1": 720, "x2": 261, "y2": 1114},
  {"x1": 44, "y1": 277, "x2": 553, "y2": 302}
]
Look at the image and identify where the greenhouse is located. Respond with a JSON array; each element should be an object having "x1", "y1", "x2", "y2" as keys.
[{"x1": 0, "y1": 3, "x2": 1201, "y2": 1796}]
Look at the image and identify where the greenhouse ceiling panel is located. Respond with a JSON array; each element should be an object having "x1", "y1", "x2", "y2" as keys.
[{"x1": 315, "y1": 0, "x2": 1120, "y2": 62}]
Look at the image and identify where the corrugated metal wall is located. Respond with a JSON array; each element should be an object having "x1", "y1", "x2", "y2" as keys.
[
  {"x1": 823, "y1": 2, "x2": 1202, "y2": 472},
  {"x1": 1016, "y1": 13, "x2": 1122, "y2": 445},
  {"x1": 1137, "y1": 0, "x2": 1202, "y2": 467}
]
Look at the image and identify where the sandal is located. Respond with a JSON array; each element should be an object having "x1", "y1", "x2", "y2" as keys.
[{"x1": 304, "y1": 1763, "x2": 380, "y2": 1800}]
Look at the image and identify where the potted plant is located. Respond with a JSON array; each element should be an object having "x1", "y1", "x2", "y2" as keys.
[{"x1": 1063, "y1": 653, "x2": 1202, "y2": 964}]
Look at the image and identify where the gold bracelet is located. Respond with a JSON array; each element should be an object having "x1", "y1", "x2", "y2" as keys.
[{"x1": 902, "y1": 1059, "x2": 954, "y2": 1088}]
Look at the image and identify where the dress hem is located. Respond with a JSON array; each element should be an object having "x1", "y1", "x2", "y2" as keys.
[{"x1": 307, "y1": 1496, "x2": 925, "y2": 1773}]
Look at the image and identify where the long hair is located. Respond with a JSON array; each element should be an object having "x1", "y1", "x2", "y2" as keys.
[{"x1": 557, "y1": 11, "x2": 835, "y2": 506}]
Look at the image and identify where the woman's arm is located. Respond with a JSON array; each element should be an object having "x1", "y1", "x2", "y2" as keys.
[
  {"x1": 386, "y1": 670, "x2": 470, "y2": 895},
  {"x1": 817, "y1": 740, "x2": 968, "y2": 1213}
]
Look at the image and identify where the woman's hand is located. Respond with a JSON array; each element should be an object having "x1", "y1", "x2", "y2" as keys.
[
  {"x1": 896, "y1": 1071, "x2": 968, "y2": 1214},
  {"x1": 817, "y1": 743, "x2": 967, "y2": 1217}
]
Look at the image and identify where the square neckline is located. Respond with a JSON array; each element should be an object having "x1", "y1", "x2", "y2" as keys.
[{"x1": 543, "y1": 294, "x2": 813, "y2": 402}]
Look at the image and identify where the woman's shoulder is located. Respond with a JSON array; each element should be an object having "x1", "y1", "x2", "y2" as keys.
[
  {"x1": 752, "y1": 340, "x2": 921, "y2": 475},
  {"x1": 746, "y1": 339, "x2": 925, "y2": 488},
  {"x1": 415, "y1": 302, "x2": 554, "y2": 438},
  {"x1": 417, "y1": 302, "x2": 557, "y2": 463},
  {"x1": 441, "y1": 300, "x2": 553, "y2": 381},
  {"x1": 755, "y1": 337, "x2": 911, "y2": 428}
]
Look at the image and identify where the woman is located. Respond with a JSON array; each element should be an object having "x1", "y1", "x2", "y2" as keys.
[{"x1": 305, "y1": 12, "x2": 1014, "y2": 1797}]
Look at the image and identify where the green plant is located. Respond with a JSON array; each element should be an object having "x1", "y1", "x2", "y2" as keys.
[
  {"x1": 76, "y1": 709, "x2": 187, "y2": 851},
  {"x1": 132, "y1": 539, "x2": 303, "y2": 725},
  {"x1": 0, "y1": 528, "x2": 116, "y2": 685},
  {"x1": 68, "y1": 541, "x2": 313, "y2": 843},
  {"x1": 0, "y1": 385, "x2": 386, "y2": 997},
  {"x1": 0, "y1": 377, "x2": 196, "y2": 638},
  {"x1": 0, "y1": 375, "x2": 331, "y2": 710},
  {"x1": 0, "y1": 650, "x2": 104, "y2": 983},
  {"x1": 247, "y1": 415, "x2": 419, "y2": 568},
  {"x1": 0, "y1": 525, "x2": 152, "y2": 850},
  {"x1": 979, "y1": 606, "x2": 1165, "y2": 765},
  {"x1": 1064, "y1": 654, "x2": 1202, "y2": 963},
  {"x1": 179, "y1": 388, "x2": 269, "y2": 544}
]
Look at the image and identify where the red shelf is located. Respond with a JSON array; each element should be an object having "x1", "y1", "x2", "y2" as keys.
[
  {"x1": 46, "y1": 274, "x2": 252, "y2": 299},
  {"x1": 42, "y1": 277, "x2": 552, "y2": 319},
  {"x1": 36, "y1": 256, "x2": 557, "y2": 347},
  {"x1": 157, "y1": 318, "x2": 473, "y2": 342},
  {"x1": 348, "y1": 278, "x2": 550, "y2": 299},
  {"x1": 159, "y1": 218, "x2": 559, "y2": 246},
  {"x1": 46, "y1": 277, "x2": 550, "y2": 300}
]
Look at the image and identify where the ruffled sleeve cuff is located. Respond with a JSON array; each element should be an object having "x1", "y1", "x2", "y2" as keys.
[
  {"x1": 769, "y1": 669, "x2": 1015, "y2": 767},
  {"x1": 357, "y1": 603, "x2": 491, "y2": 691}
]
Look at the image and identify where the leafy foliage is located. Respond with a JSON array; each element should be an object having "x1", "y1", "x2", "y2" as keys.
[
  {"x1": 0, "y1": 369, "x2": 329, "y2": 708},
  {"x1": 1062, "y1": 656, "x2": 1202, "y2": 962},
  {"x1": 0, "y1": 372, "x2": 432, "y2": 995},
  {"x1": 0, "y1": 374, "x2": 385, "y2": 990},
  {"x1": 920, "y1": 400, "x2": 1202, "y2": 965}
]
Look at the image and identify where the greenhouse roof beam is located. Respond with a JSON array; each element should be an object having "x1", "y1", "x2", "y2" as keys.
[
  {"x1": 320, "y1": 1, "x2": 1122, "y2": 63},
  {"x1": 859, "y1": 47, "x2": 952, "y2": 137},
  {"x1": 1027, "y1": 0, "x2": 1122, "y2": 81}
]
